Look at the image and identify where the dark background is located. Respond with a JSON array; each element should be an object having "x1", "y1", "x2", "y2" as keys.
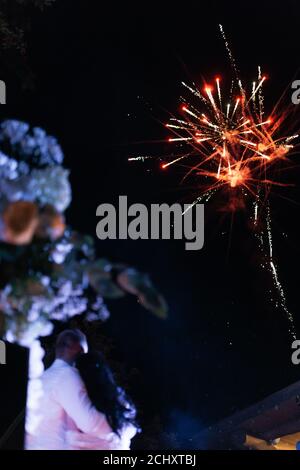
[{"x1": 1, "y1": 0, "x2": 300, "y2": 449}]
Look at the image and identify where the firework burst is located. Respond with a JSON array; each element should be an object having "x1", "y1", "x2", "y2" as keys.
[
  {"x1": 129, "y1": 25, "x2": 300, "y2": 337},
  {"x1": 164, "y1": 71, "x2": 298, "y2": 200}
]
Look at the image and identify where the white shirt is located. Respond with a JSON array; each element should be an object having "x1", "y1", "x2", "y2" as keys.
[{"x1": 26, "y1": 359, "x2": 115, "y2": 450}]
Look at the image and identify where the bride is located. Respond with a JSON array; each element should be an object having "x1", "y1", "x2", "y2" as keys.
[{"x1": 65, "y1": 351, "x2": 139, "y2": 450}]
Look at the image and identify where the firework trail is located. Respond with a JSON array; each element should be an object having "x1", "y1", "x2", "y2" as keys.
[
  {"x1": 253, "y1": 200, "x2": 297, "y2": 338},
  {"x1": 129, "y1": 25, "x2": 299, "y2": 337}
]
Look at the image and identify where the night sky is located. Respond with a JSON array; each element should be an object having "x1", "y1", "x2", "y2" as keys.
[{"x1": 2, "y1": 0, "x2": 300, "y2": 449}]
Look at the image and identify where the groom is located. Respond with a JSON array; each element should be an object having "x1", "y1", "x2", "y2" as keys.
[{"x1": 26, "y1": 329, "x2": 114, "y2": 450}]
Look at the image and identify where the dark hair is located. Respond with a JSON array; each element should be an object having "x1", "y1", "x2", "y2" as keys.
[
  {"x1": 76, "y1": 351, "x2": 139, "y2": 436},
  {"x1": 55, "y1": 329, "x2": 85, "y2": 353}
]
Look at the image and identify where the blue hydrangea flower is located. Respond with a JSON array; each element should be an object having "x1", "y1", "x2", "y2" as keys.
[
  {"x1": 20, "y1": 127, "x2": 64, "y2": 166},
  {"x1": 0, "y1": 120, "x2": 64, "y2": 167},
  {"x1": 25, "y1": 166, "x2": 71, "y2": 212},
  {"x1": 0, "y1": 120, "x2": 29, "y2": 145},
  {"x1": 0, "y1": 151, "x2": 19, "y2": 180}
]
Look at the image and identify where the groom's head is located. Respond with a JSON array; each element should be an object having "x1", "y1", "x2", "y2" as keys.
[{"x1": 55, "y1": 329, "x2": 88, "y2": 364}]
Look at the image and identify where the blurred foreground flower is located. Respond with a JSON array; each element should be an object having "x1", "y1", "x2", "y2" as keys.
[{"x1": 1, "y1": 200, "x2": 38, "y2": 245}]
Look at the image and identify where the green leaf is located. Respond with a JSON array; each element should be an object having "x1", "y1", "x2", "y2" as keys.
[
  {"x1": 87, "y1": 260, "x2": 125, "y2": 299},
  {"x1": 116, "y1": 268, "x2": 168, "y2": 318}
]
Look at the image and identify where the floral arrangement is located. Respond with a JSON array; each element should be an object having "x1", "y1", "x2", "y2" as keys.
[{"x1": 0, "y1": 120, "x2": 167, "y2": 348}]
